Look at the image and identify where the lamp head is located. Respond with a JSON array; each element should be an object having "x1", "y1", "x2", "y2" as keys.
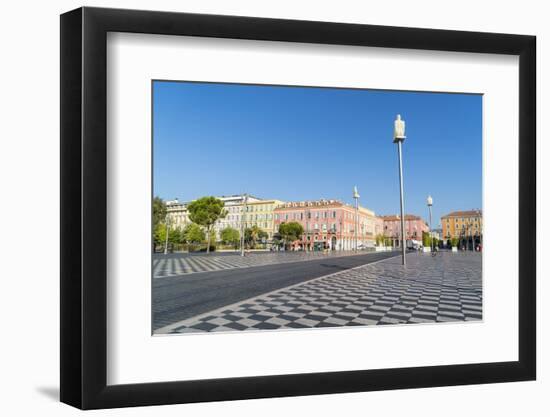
[{"x1": 393, "y1": 114, "x2": 406, "y2": 142}]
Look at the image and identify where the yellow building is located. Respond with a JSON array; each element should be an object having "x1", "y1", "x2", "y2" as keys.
[
  {"x1": 211, "y1": 196, "x2": 285, "y2": 240},
  {"x1": 243, "y1": 199, "x2": 285, "y2": 239},
  {"x1": 441, "y1": 209, "x2": 483, "y2": 245}
]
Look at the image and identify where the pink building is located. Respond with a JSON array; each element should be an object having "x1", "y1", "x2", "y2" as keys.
[
  {"x1": 379, "y1": 214, "x2": 429, "y2": 247},
  {"x1": 273, "y1": 199, "x2": 378, "y2": 251}
]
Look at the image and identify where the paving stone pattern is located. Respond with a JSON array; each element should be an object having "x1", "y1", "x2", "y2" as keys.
[
  {"x1": 156, "y1": 252, "x2": 482, "y2": 334},
  {"x1": 153, "y1": 250, "x2": 383, "y2": 278}
]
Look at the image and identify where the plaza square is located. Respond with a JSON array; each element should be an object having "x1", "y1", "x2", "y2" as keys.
[
  {"x1": 152, "y1": 81, "x2": 483, "y2": 335},
  {"x1": 153, "y1": 251, "x2": 481, "y2": 333}
]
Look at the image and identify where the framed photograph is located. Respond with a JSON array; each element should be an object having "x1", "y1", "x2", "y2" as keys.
[{"x1": 60, "y1": 6, "x2": 536, "y2": 409}]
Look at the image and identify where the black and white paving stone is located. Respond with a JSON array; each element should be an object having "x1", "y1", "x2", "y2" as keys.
[
  {"x1": 153, "y1": 250, "x2": 385, "y2": 278},
  {"x1": 155, "y1": 252, "x2": 482, "y2": 334}
]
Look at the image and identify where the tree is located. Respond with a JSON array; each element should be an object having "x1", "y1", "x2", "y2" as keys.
[
  {"x1": 170, "y1": 228, "x2": 186, "y2": 251},
  {"x1": 422, "y1": 231, "x2": 431, "y2": 248},
  {"x1": 220, "y1": 227, "x2": 240, "y2": 248},
  {"x1": 208, "y1": 229, "x2": 217, "y2": 250},
  {"x1": 187, "y1": 197, "x2": 227, "y2": 253},
  {"x1": 272, "y1": 233, "x2": 283, "y2": 249},
  {"x1": 153, "y1": 222, "x2": 167, "y2": 251},
  {"x1": 451, "y1": 237, "x2": 459, "y2": 248},
  {"x1": 153, "y1": 196, "x2": 167, "y2": 229},
  {"x1": 183, "y1": 223, "x2": 205, "y2": 244},
  {"x1": 153, "y1": 223, "x2": 182, "y2": 253},
  {"x1": 278, "y1": 222, "x2": 304, "y2": 249},
  {"x1": 245, "y1": 225, "x2": 268, "y2": 248},
  {"x1": 422, "y1": 231, "x2": 440, "y2": 249}
]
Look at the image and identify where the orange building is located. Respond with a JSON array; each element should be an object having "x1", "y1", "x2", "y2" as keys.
[{"x1": 441, "y1": 209, "x2": 483, "y2": 248}]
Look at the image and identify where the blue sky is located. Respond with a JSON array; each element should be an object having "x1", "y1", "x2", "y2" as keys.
[{"x1": 153, "y1": 81, "x2": 482, "y2": 227}]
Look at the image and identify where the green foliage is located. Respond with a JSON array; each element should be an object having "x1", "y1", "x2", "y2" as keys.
[
  {"x1": 153, "y1": 196, "x2": 167, "y2": 229},
  {"x1": 422, "y1": 231, "x2": 431, "y2": 247},
  {"x1": 245, "y1": 225, "x2": 268, "y2": 247},
  {"x1": 153, "y1": 222, "x2": 167, "y2": 249},
  {"x1": 271, "y1": 233, "x2": 282, "y2": 248},
  {"x1": 169, "y1": 228, "x2": 182, "y2": 245},
  {"x1": 220, "y1": 227, "x2": 240, "y2": 247},
  {"x1": 187, "y1": 197, "x2": 226, "y2": 253},
  {"x1": 278, "y1": 222, "x2": 304, "y2": 246},
  {"x1": 375, "y1": 235, "x2": 395, "y2": 247},
  {"x1": 451, "y1": 237, "x2": 459, "y2": 247},
  {"x1": 187, "y1": 197, "x2": 227, "y2": 229},
  {"x1": 209, "y1": 229, "x2": 217, "y2": 245},
  {"x1": 183, "y1": 223, "x2": 206, "y2": 243},
  {"x1": 375, "y1": 234, "x2": 388, "y2": 246},
  {"x1": 421, "y1": 232, "x2": 442, "y2": 249},
  {"x1": 153, "y1": 223, "x2": 185, "y2": 253}
]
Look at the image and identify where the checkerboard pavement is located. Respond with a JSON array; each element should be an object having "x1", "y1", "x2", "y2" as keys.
[
  {"x1": 155, "y1": 252, "x2": 482, "y2": 334},
  {"x1": 153, "y1": 250, "x2": 380, "y2": 278}
]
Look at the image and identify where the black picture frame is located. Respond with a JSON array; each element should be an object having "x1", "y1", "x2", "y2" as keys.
[{"x1": 60, "y1": 6, "x2": 536, "y2": 410}]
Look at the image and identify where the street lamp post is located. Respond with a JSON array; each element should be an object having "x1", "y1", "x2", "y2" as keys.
[
  {"x1": 427, "y1": 195, "x2": 433, "y2": 253},
  {"x1": 163, "y1": 213, "x2": 170, "y2": 255},
  {"x1": 393, "y1": 114, "x2": 407, "y2": 266},
  {"x1": 353, "y1": 186, "x2": 360, "y2": 251},
  {"x1": 240, "y1": 193, "x2": 248, "y2": 256}
]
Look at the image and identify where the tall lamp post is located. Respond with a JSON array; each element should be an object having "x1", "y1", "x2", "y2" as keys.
[
  {"x1": 240, "y1": 193, "x2": 248, "y2": 256},
  {"x1": 393, "y1": 114, "x2": 407, "y2": 265},
  {"x1": 427, "y1": 195, "x2": 433, "y2": 252},
  {"x1": 163, "y1": 213, "x2": 170, "y2": 255},
  {"x1": 353, "y1": 186, "x2": 360, "y2": 251}
]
